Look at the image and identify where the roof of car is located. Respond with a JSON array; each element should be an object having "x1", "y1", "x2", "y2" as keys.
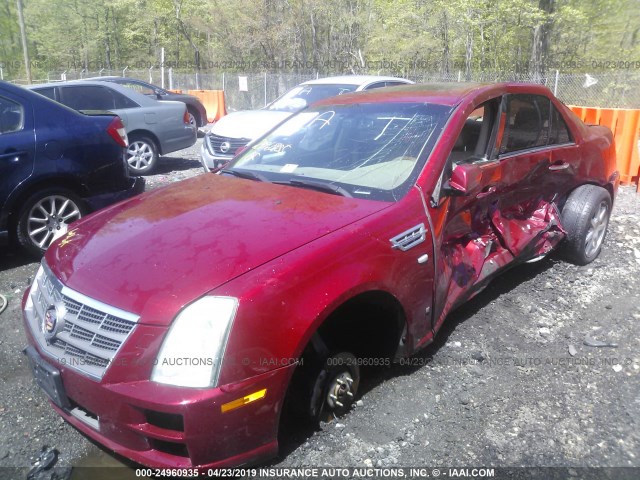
[
  {"x1": 312, "y1": 82, "x2": 554, "y2": 107},
  {"x1": 300, "y1": 75, "x2": 412, "y2": 86},
  {"x1": 84, "y1": 76, "x2": 124, "y2": 80},
  {"x1": 28, "y1": 79, "x2": 128, "y2": 90},
  {"x1": 25, "y1": 80, "x2": 158, "y2": 105}
]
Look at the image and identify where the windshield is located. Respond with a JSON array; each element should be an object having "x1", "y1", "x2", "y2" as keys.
[
  {"x1": 267, "y1": 84, "x2": 358, "y2": 112},
  {"x1": 229, "y1": 102, "x2": 452, "y2": 201}
]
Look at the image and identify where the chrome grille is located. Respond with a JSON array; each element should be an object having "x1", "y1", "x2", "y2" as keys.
[
  {"x1": 206, "y1": 134, "x2": 250, "y2": 157},
  {"x1": 25, "y1": 262, "x2": 139, "y2": 380}
]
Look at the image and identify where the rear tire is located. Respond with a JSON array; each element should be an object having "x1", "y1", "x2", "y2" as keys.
[{"x1": 561, "y1": 184, "x2": 611, "y2": 265}]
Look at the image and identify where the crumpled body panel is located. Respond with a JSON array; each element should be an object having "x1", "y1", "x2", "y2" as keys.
[
  {"x1": 438, "y1": 198, "x2": 566, "y2": 323},
  {"x1": 491, "y1": 199, "x2": 566, "y2": 259}
]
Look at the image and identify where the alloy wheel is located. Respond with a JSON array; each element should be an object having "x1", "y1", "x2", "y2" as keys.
[
  {"x1": 127, "y1": 141, "x2": 154, "y2": 171},
  {"x1": 27, "y1": 195, "x2": 81, "y2": 248},
  {"x1": 584, "y1": 200, "x2": 609, "y2": 258}
]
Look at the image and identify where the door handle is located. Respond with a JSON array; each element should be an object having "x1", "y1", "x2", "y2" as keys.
[
  {"x1": 0, "y1": 151, "x2": 28, "y2": 162},
  {"x1": 476, "y1": 186, "x2": 496, "y2": 198},
  {"x1": 549, "y1": 162, "x2": 570, "y2": 171}
]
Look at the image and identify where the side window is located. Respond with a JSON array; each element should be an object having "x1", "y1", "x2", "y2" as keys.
[
  {"x1": 385, "y1": 81, "x2": 408, "y2": 87},
  {"x1": 0, "y1": 96, "x2": 24, "y2": 134},
  {"x1": 59, "y1": 86, "x2": 115, "y2": 111},
  {"x1": 499, "y1": 94, "x2": 550, "y2": 154},
  {"x1": 448, "y1": 100, "x2": 498, "y2": 165},
  {"x1": 111, "y1": 90, "x2": 139, "y2": 109},
  {"x1": 34, "y1": 87, "x2": 56, "y2": 101},
  {"x1": 364, "y1": 82, "x2": 388, "y2": 90},
  {"x1": 549, "y1": 105, "x2": 573, "y2": 145},
  {"x1": 120, "y1": 81, "x2": 155, "y2": 96}
]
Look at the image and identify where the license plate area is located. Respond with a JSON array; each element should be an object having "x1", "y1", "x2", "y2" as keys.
[{"x1": 24, "y1": 346, "x2": 70, "y2": 410}]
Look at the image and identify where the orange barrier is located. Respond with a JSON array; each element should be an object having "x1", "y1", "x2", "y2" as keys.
[
  {"x1": 187, "y1": 90, "x2": 227, "y2": 123},
  {"x1": 167, "y1": 89, "x2": 183, "y2": 94},
  {"x1": 569, "y1": 106, "x2": 640, "y2": 189}
]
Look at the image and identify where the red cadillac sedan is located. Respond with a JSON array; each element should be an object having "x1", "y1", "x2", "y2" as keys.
[{"x1": 22, "y1": 83, "x2": 618, "y2": 470}]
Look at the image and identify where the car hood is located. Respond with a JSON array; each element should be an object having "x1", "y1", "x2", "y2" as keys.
[
  {"x1": 211, "y1": 110, "x2": 292, "y2": 140},
  {"x1": 46, "y1": 174, "x2": 388, "y2": 326}
]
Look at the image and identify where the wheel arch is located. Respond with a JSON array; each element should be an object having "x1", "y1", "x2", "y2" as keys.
[
  {"x1": 558, "y1": 181, "x2": 612, "y2": 212},
  {"x1": 127, "y1": 129, "x2": 162, "y2": 154},
  {"x1": 4, "y1": 176, "x2": 88, "y2": 237},
  {"x1": 185, "y1": 104, "x2": 205, "y2": 127},
  {"x1": 279, "y1": 288, "x2": 406, "y2": 424},
  {"x1": 295, "y1": 288, "x2": 407, "y2": 365}
]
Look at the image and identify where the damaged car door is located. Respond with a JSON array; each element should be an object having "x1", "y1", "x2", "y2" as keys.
[{"x1": 430, "y1": 92, "x2": 570, "y2": 333}]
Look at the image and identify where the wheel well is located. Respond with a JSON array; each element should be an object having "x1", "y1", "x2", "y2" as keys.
[
  {"x1": 6, "y1": 178, "x2": 86, "y2": 235},
  {"x1": 185, "y1": 105, "x2": 201, "y2": 124},
  {"x1": 313, "y1": 291, "x2": 405, "y2": 361},
  {"x1": 559, "y1": 182, "x2": 612, "y2": 212},
  {"x1": 603, "y1": 182, "x2": 615, "y2": 204},
  {"x1": 280, "y1": 291, "x2": 405, "y2": 425},
  {"x1": 128, "y1": 130, "x2": 161, "y2": 154}
]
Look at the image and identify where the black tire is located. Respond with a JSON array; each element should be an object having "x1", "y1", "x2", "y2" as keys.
[
  {"x1": 126, "y1": 135, "x2": 158, "y2": 175},
  {"x1": 16, "y1": 188, "x2": 87, "y2": 257},
  {"x1": 561, "y1": 184, "x2": 612, "y2": 265}
]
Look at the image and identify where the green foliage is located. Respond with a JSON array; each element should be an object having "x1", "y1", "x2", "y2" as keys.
[{"x1": 1, "y1": 0, "x2": 638, "y2": 80}]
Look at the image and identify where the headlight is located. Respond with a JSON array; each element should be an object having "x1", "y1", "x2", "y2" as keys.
[{"x1": 151, "y1": 296, "x2": 238, "y2": 388}]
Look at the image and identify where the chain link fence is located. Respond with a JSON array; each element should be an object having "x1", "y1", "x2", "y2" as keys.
[{"x1": 21, "y1": 69, "x2": 640, "y2": 110}]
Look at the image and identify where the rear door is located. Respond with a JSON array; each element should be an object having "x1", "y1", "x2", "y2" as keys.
[
  {"x1": 491, "y1": 93, "x2": 573, "y2": 258},
  {"x1": 0, "y1": 92, "x2": 35, "y2": 223}
]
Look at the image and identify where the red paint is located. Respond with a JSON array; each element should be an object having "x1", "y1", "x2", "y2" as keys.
[{"x1": 24, "y1": 83, "x2": 619, "y2": 469}]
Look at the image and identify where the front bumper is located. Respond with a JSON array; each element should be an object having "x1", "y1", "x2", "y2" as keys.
[
  {"x1": 84, "y1": 176, "x2": 145, "y2": 212},
  {"x1": 22, "y1": 315, "x2": 292, "y2": 469}
]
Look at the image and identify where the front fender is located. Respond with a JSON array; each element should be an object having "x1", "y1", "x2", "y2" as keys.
[{"x1": 214, "y1": 195, "x2": 434, "y2": 387}]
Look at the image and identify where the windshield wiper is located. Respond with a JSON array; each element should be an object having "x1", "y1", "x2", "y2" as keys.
[
  {"x1": 220, "y1": 169, "x2": 268, "y2": 182},
  {"x1": 275, "y1": 179, "x2": 352, "y2": 197}
]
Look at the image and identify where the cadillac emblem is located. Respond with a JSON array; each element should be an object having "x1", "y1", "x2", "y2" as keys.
[
  {"x1": 42, "y1": 302, "x2": 67, "y2": 344},
  {"x1": 219, "y1": 141, "x2": 231, "y2": 154}
]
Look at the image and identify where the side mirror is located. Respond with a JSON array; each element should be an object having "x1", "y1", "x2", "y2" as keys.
[
  {"x1": 445, "y1": 163, "x2": 482, "y2": 196},
  {"x1": 153, "y1": 88, "x2": 164, "y2": 99}
]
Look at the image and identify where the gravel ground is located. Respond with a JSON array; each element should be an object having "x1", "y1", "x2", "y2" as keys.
[{"x1": 0, "y1": 138, "x2": 638, "y2": 479}]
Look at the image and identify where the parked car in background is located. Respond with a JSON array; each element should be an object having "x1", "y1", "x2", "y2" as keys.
[
  {"x1": 85, "y1": 76, "x2": 208, "y2": 128},
  {"x1": 0, "y1": 80, "x2": 143, "y2": 255},
  {"x1": 22, "y1": 82, "x2": 618, "y2": 469},
  {"x1": 29, "y1": 80, "x2": 197, "y2": 175},
  {"x1": 200, "y1": 75, "x2": 413, "y2": 171}
]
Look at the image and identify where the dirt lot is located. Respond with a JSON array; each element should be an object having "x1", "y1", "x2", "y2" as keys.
[{"x1": 0, "y1": 138, "x2": 638, "y2": 479}]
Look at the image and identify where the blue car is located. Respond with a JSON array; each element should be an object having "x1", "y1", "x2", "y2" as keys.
[{"x1": 0, "y1": 80, "x2": 144, "y2": 256}]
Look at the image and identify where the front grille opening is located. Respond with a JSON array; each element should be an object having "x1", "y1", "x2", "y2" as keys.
[
  {"x1": 29, "y1": 263, "x2": 139, "y2": 380},
  {"x1": 150, "y1": 439, "x2": 189, "y2": 458},
  {"x1": 145, "y1": 410, "x2": 184, "y2": 432},
  {"x1": 68, "y1": 398, "x2": 99, "y2": 430},
  {"x1": 69, "y1": 398, "x2": 98, "y2": 420}
]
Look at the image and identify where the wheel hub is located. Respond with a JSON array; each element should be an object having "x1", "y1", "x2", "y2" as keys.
[
  {"x1": 46, "y1": 215, "x2": 63, "y2": 231},
  {"x1": 326, "y1": 372, "x2": 355, "y2": 410}
]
